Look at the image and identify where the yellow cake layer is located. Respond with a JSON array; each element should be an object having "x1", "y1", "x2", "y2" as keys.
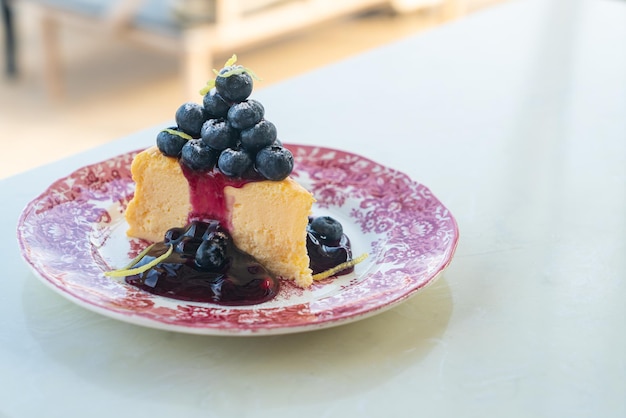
[{"x1": 126, "y1": 147, "x2": 191, "y2": 242}]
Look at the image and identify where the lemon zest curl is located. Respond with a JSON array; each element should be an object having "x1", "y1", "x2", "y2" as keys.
[
  {"x1": 199, "y1": 54, "x2": 260, "y2": 96},
  {"x1": 312, "y1": 253, "x2": 369, "y2": 281},
  {"x1": 105, "y1": 244, "x2": 174, "y2": 278},
  {"x1": 161, "y1": 128, "x2": 192, "y2": 141}
]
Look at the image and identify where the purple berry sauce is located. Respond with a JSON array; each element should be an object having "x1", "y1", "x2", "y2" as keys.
[
  {"x1": 181, "y1": 165, "x2": 255, "y2": 229},
  {"x1": 126, "y1": 229, "x2": 279, "y2": 306}
]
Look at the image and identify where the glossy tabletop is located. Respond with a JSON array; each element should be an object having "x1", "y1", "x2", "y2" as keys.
[{"x1": 2, "y1": 0, "x2": 625, "y2": 416}]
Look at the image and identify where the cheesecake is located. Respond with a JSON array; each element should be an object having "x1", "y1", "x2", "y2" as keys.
[
  {"x1": 125, "y1": 146, "x2": 316, "y2": 288},
  {"x1": 120, "y1": 55, "x2": 354, "y2": 295}
]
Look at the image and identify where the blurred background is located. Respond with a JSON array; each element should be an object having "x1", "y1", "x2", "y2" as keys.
[{"x1": 1, "y1": 0, "x2": 501, "y2": 179}]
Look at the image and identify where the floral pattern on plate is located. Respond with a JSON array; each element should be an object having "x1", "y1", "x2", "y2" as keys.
[{"x1": 17, "y1": 145, "x2": 459, "y2": 335}]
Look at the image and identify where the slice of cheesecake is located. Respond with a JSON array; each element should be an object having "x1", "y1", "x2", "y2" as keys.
[{"x1": 125, "y1": 146, "x2": 315, "y2": 287}]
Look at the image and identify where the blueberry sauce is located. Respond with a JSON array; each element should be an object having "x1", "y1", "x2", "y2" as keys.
[
  {"x1": 181, "y1": 165, "x2": 255, "y2": 228},
  {"x1": 125, "y1": 221, "x2": 278, "y2": 305}
]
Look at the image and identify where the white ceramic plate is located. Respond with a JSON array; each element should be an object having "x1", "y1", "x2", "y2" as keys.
[{"x1": 17, "y1": 144, "x2": 459, "y2": 336}]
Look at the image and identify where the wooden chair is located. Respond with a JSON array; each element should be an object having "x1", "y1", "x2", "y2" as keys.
[{"x1": 21, "y1": 0, "x2": 452, "y2": 99}]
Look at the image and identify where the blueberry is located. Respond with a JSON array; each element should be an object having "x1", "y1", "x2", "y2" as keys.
[
  {"x1": 164, "y1": 227, "x2": 186, "y2": 245},
  {"x1": 201, "y1": 118, "x2": 236, "y2": 150},
  {"x1": 183, "y1": 220, "x2": 211, "y2": 240},
  {"x1": 227, "y1": 99, "x2": 264, "y2": 130},
  {"x1": 215, "y1": 65, "x2": 253, "y2": 103},
  {"x1": 240, "y1": 120, "x2": 277, "y2": 152},
  {"x1": 181, "y1": 139, "x2": 219, "y2": 171},
  {"x1": 309, "y1": 216, "x2": 344, "y2": 242},
  {"x1": 175, "y1": 102, "x2": 206, "y2": 138},
  {"x1": 175, "y1": 236, "x2": 203, "y2": 256},
  {"x1": 203, "y1": 88, "x2": 231, "y2": 118},
  {"x1": 218, "y1": 148, "x2": 253, "y2": 178},
  {"x1": 188, "y1": 219, "x2": 223, "y2": 240},
  {"x1": 195, "y1": 232, "x2": 229, "y2": 271},
  {"x1": 156, "y1": 127, "x2": 188, "y2": 157},
  {"x1": 255, "y1": 145, "x2": 294, "y2": 181}
]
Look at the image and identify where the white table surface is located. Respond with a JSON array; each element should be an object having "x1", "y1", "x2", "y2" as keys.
[{"x1": 2, "y1": 0, "x2": 625, "y2": 416}]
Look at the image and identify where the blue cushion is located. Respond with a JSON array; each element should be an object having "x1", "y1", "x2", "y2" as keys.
[{"x1": 32, "y1": 0, "x2": 196, "y2": 35}]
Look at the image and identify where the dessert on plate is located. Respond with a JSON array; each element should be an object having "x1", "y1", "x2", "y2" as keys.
[{"x1": 111, "y1": 55, "x2": 360, "y2": 305}]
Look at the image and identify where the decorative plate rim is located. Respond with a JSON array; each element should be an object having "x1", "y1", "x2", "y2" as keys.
[{"x1": 16, "y1": 144, "x2": 459, "y2": 336}]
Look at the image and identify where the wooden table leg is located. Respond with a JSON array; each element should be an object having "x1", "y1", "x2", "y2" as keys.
[
  {"x1": 40, "y1": 9, "x2": 64, "y2": 98},
  {"x1": 182, "y1": 26, "x2": 214, "y2": 101}
]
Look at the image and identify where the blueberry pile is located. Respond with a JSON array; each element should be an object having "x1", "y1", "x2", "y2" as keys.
[{"x1": 156, "y1": 56, "x2": 293, "y2": 181}]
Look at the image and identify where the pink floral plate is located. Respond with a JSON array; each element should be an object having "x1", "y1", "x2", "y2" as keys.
[{"x1": 17, "y1": 144, "x2": 459, "y2": 336}]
